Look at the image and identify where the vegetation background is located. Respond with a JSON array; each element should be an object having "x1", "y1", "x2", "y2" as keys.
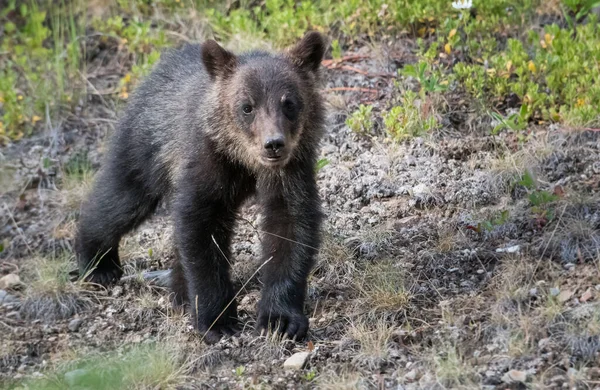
[{"x1": 1, "y1": 0, "x2": 600, "y2": 388}]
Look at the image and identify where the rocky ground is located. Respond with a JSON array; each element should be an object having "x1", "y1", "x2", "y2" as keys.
[{"x1": 1, "y1": 37, "x2": 600, "y2": 389}]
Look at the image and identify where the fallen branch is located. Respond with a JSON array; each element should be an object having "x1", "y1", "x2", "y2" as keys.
[
  {"x1": 325, "y1": 87, "x2": 379, "y2": 94},
  {"x1": 321, "y1": 54, "x2": 370, "y2": 67}
]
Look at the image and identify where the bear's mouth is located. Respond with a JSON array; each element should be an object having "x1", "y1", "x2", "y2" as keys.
[{"x1": 261, "y1": 155, "x2": 287, "y2": 167}]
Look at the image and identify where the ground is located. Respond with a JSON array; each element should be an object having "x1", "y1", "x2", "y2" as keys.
[{"x1": 1, "y1": 1, "x2": 600, "y2": 389}]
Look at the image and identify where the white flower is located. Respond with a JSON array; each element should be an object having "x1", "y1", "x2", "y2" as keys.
[{"x1": 452, "y1": 0, "x2": 472, "y2": 9}]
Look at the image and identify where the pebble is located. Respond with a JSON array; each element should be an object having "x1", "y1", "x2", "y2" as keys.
[
  {"x1": 557, "y1": 289, "x2": 574, "y2": 303},
  {"x1": 501, "y1": 369, "x2": 527, "y2": 383},
  {"x1": 412, "y1": 183, "x2": 430, "y2": 197},
  {"x1": 0, "y1": 274, "x2": 21, "y2": 290},
  {"x1": 580, "y1": 288, "x2": 593, "y2": 302},
  {"x1": 495, "y1": 245, "x2": 520, "y2": 254},
  {"x1": 283, "y1": 352, "x2": 310, "y2": 370},
  {"x1": 529, "y1": 288, "x2": 538, "y2": 297},
  {"x1": 68, "y1": 318, "x2": 83, "y2": 332},
  {"x1": 0, "y1": 289, "x2": 19, "y2": 305},
  {"x1": 563, "y1": 263, "x2": 575, "y2": 271},
  {"x1": 404, "y1": 369, "x2": 418, "y2": 382}
]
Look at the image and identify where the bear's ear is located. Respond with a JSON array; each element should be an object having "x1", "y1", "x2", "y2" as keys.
[
  {"x1": 202, "y1": 39, "x2": 237, "y2": 80},
  {"x1": 286, "y1": 31, "x2": 326, "y2": 74}
]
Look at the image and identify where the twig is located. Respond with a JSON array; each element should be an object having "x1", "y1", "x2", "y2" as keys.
[
  {"x1": 321, "y1": 55, "x2": 370, "y2": 67},
  {"x1": 325, "y1": 87, "x2": 379, "y2": 94},
  {"x1": 200, "y1": 256, "x2": 273, "y2": 344},
  {"x1": 240, "y1": 218, "x2": 320, "y2": 251},
  {"x1": 3, "y1": 202, "x2": 33, "y2": 255}
]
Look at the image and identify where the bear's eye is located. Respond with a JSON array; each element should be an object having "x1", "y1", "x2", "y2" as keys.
[
  {"x1": 282, "y1": 100, "x2": 298, "y2": 120},
  {"x1": 242, "y1": 104, "x2": 253, "y2": 115}
]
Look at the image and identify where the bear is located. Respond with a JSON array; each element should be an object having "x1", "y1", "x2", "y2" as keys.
[{"x1": 74, "y1": 32, "x2": 327, "y2": 344}]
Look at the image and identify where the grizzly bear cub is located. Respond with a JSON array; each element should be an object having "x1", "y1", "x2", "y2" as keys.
[{"x1": 75, "y1": 32, "x2": 327, "y2": 343}]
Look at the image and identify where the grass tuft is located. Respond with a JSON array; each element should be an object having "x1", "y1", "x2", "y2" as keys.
[
  {"x1": 19, "y1": 252, "x2": 92, "y2": 321},
  {"x1": 358, "y1": 260, "x2": 411, "y2": 313}
]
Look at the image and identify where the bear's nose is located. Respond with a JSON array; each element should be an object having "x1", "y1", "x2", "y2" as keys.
[{"x1": 264, "y1": 136, "x2": 285, "y2": 152}]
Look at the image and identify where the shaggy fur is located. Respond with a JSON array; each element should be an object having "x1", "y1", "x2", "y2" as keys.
[{"x1": 75, "y1": 32, "x2": 327, "y2": 343}]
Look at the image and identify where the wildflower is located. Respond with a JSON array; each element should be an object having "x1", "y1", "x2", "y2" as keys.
[
  {"x1": 119, "y1": 86, "x2": 129, "y2": 100},
  {"x1": 528, "y1": 60, "x2": 536, "y2": 73},
  {"x1": 445, "y1": 43, "x2": 452, "y2": 54},
  {"x1": 17, "y1": 95, "x2": 23, "y2": 101},
  {"x1": 452, "y1": 0, "x2": 472, "y2": 10},
  {"x1": 448, "y1": 29, "x2": 457, "y2": 38},
  {"x1": 32, "y1": 115, "x2": 42, "y2": 124}
]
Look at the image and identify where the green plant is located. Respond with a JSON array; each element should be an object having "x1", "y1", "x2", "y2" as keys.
[
  {"x1": 490, "y1": 105, "x2": 530, "y2": 135},
  {"x1": 384, "y1": 90, "x2": 439, "y2": 140},
  {"x1": 234, "y1": 365, "x2": 246, "y2": 377},
  {"x1": 302, "y1": 369, "x2": 317, "y2": 381},
  {"x1": 514, "y1": 171, "x2": 561, "y2": 226},
  {"x1": 467, "y1": 210, "x2": 510, "y2": 234},
  {"x1": 346, "y1": 104, "x2": 374, "y2": 134},
  {"x1": 401, "y1": 61, "x2": 448, "y2": 95},
  {"x1": 331, "y1": 39, "x2": 342, "y2": 59},
  {"x1": 315, "y1": 158, "x2": 330, "y2": 173}
]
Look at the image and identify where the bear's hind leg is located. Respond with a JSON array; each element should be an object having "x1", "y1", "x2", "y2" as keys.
[{"x1": 75, "y1": 167, "x2": 161, "y2": 287}]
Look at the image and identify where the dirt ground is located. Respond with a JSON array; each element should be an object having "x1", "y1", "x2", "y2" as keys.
[{"x1": 1, "y1": 35, "x2": 600, "y2": 389}]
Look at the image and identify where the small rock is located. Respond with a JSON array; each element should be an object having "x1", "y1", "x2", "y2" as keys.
[
  {"x1": 68, "y1": 318, "x2": 83, "y2": 332},
  {"x1": 283, "y1": 352, "x2": 310, "y2": 370},
  {"x1": 0, "y1": 290, "x2": 18, "y2": 305},
  {"x1": 538, "y1": 338, "x2": 551, "y2": 349},
  {"x1": 412, "y1": 183, "x2": 430, "y2": 197},
  {"x1": 529, "y1": 288, "x2": 538, "y2": 297},
  {"x1": 404, "y1": 369, "x2": 418, "y2": 382},
  {"x1": 0, "y1": 274, "x2": 21, "y2": 290},
  {"x1": 557, "y1": 289, "x2": 574, "y2": 303},
  {"x1": 502, "y1": 369, "x2": 527, "y2": 383},
  {"x1": 496, "y1": 245, "x2": 520, "y2": 254},
  {"x1": 111, "y1": 285, "x2": 124, "y2": 297},
  {"x1": 6, "y1": 311, "x2": 20, "y2": 319},
  {"x1": 563, "y1": 263, "x2": 575, "y2": 270},
  {"x1": 580, "y1": 288, "x2": 593, "y2": 302},
  {"x1": 550, "y1": 287, "x2": 560, "y2": 297}
]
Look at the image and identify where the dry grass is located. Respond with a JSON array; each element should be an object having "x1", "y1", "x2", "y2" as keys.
[
  {"x1": 357, "y1": 260, "x2": 411, "y2": 313},
  {"x1": 540, "y1": 202, "x2": 600, "y2": 263},
  {"x1": 312, "y1": 232, "x2": 358, "y2": 287},
  {"x1": 317, "y1": 368, "x2": 368, "y2": 390},
  {"x1": 60, "y1": 152, "x2": 95, "y2": 211},
  {"x1": 488, "y1": 134, "x2": 556, "y2": 192},
  {"x1": 427, "y1": 344, "x2": 477, "y2": 389},
  {"x1": 19, "y1": 252, "x2": 93, "y2": 321},
  {"x1": 347, "y1": 316, "x2": 396, "y2": 368},
  {"x1": 489, "y1": 254, "x2": 539, "y2": 307}
]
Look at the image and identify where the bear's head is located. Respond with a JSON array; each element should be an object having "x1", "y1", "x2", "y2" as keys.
[{"x1": 201, "y1": 32, "x2": 326, "y2": 169}]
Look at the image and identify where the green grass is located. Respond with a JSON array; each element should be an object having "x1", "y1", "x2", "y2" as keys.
[{"x1": 5, "y1": 342, "x2": 188, "y2": 390}]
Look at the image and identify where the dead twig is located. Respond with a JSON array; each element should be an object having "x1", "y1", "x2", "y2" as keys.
[{"x1": 325, "y1": 87, "x2": 379, "y2": 94}]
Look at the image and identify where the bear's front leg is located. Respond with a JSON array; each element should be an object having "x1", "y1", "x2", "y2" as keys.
[
  {"x1": 256, "y1": 167, "x2": 323, "y2": 340},
  {"x1": 174, "y1": 180, "x2": 239, "y2": 344}
]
